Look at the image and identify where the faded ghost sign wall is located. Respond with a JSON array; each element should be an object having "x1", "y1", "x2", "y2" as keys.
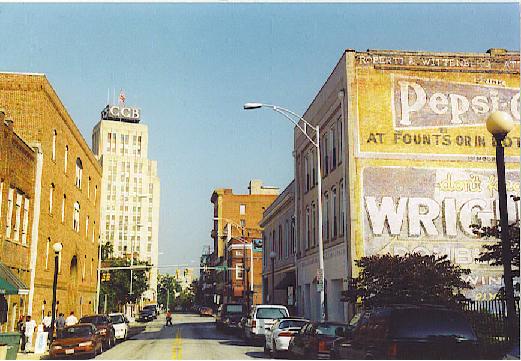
[{"x1": 362, "y1": 167, "x2": 520, "y2": 300}]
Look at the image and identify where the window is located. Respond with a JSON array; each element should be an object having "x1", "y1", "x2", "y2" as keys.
[
  {"x1": 49, "y1": 184, "x2": 55, "y2": 214},
  {"x1": 61, "y1": 195, "x2": 66, "y2": 223},
  {"x1": 323, "y1": 134, "x2": 329, "y2": 176},
  {"x1": 240, "y1": 204, "x2": 246, "y2": 215},
  {"x1": 64, "y1": 145, "x2": 68, "y2": 173},
  {"x1": 331, "y1": 127, "x2": 336, "y2": 170},
  {"x1": 92, "y1": 221, "x2": 96, "y2": 243},
  {"x1": 73, "y1": 202, "x2": 80, "y2": 232},
  {"x1": 94, "y1": 186, "x2": 97, "y2": 206},
  {"x1": 5, "y1": 188, "x2": 14, "y2": 238},
  {"x1": 82, "y1": 255, "x2": 86, "y2": 280},
  {"x1": 278, "y1": 224, "x2": 282, "y2": 260},
  {"x1": 75, "y1": 158, "x2": 83, "y2": 189},
  {"x1": 323, "y1": 193, "x2": 329, "y2": 240},
  {"x1": 305, "y1": 154, "x2": 309, "y2": 191},
  {"x1": 13, "y1": 192, "x2": 22, "y2": 242},
  {"x1": 290, "y1": 219, "x2": 295, "y2": 255},
  {"x1": 312, "y1": 203, "x2": 316, "y2": 247},
  {"x1": 305, "y1": 207, "x2": 310, "y2": 249},
  {"x1": 52, "y1": 130, "x2": 57, "y2": 161},
  {"x1": 45, "y1": 239, "x2": 50, "y2": 270},
  {"x1": 312, "y1": 149, "x2": 317, "y2": 186},
  {"x1": 337, "y1": 117, "x2": 343, "y2": 164},
  {"x1": 340, "y1": 180, "x2": 345, "y2": 235},
  {"x1": 284, "y1": 220, "x2": 289, "y2": 259},
  {"x1": 87, "y1": 177, "x2": 91, "y2": 199},
  {"x1": 240, "y1": 219, "x2": 246, "y2": 228},
  {"x1": 236, "y1": 263, "x2": 243, "y2": 280},
  {"x1": 332, "y1": 187, "x2": 338, "y2": 239},
  {"x1": 21, "y1": 197, "x2": 29, "y2": 245},
  {"x1": 85, "y1": 216, "x2": 89, "y2": 238}
]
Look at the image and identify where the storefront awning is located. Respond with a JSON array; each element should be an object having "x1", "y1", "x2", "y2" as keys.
[
  {"x1": 275, "y1": 271, "x2": 296, "y2": 290},
  {"x1": 0, "y1": 262, "x2": 29, "y2": 295}
]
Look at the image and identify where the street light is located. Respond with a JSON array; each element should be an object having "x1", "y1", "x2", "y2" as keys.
[
  {"x1": 269, "y1": 252, "x2": 277, "y2": 304},
  {"x1": 49, "y1": 242, "x2": 63, "y2": 343},
  {"x1": 244, "y1": 102, "x2": 326, "y2": 321},
  {"x1": 486, "y1": 111, "x2": 517, "y2": 340}
]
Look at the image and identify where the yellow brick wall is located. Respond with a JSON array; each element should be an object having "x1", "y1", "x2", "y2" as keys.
[{"x1": 0, "y1": 73, "x2": 102, "y2": 321}]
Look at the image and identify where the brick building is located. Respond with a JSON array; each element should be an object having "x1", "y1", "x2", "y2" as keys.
[
  {"x1": 210, "y1": 180, "x2": 278, "y2": 306},
  {"x1": 0, "y1": 109, "x2": 37, "y2": 332},
  {"x1": 0, "y1": 73, "x2": 102, "y2": 321},
  {"x1": 293, "y1": 48, "x2": 520, "y2": 322}
]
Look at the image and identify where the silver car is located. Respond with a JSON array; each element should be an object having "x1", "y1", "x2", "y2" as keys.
[{"x1": 265, "y1": 318, "x2": 309, "y2": 357}]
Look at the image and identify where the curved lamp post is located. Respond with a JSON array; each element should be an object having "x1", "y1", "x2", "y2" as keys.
[
  {"x1": 49, "y1": 242, "x2": 63, "y2": 343},
  {"x1": 245, "y1": 102, "x2": 326, "y2": 321},
  {"x1": 486, "y1": 111, "x2": 517, "y2": 341}
]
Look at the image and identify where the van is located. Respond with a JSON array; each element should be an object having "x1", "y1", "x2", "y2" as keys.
[{"x1": 244, "y1": 305, "x2": 289, "y2": 345}]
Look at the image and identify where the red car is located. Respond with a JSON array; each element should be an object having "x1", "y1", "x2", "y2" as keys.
[{"x1": 49, "y1": 323, "x2": 103, "y2": 358}]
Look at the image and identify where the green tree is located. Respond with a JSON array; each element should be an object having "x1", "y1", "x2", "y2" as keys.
[
  {"x1": 157, "y1": 273, "x2": 181, "y2": 310},
  {"x1": 343, "y1": 253, "x2": 472, "y2": 307},
  {"x1": 473, "y1": 219, "x2": 520, "y2": 298},
  {"x1": 100, "y1": 257, "x2": 150, "y2": 313}
]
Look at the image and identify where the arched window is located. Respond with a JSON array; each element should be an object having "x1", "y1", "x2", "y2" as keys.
[
  {"x1": 64, "y1": 145, "x2": 68, "y2": 173},
  {"x1": 305, "y1": 207, "x2": 310, "y2": 250},
  {"x1": 284, "y1": 220, "x2": 289, "y2": 259},
  {"x1": 61, "y1": 194, "x2": 66, "y2": 223},
  {"x1": 52, "y1": 130, "x2": 57, "y2": 161},
  {"x1": 278, "y1": 224, "x2": 282, "y2": 260},
  {"x1": 323, "y1": 192, "x2": 329, "y2": 240},
  {"x1": 332, "y1": 187, "x2": 338, "y2": 238},
  {"x1": 75, "y1": 158, "x2": 83, "y2": 189},
  {"x1": 49, "y1": 183, "x2": 55, "y2": 214},
  {"x1": 73, "y1": 201, "x2": 80, "y2": 232},
  {"x1": 45, "y1": 238, "x2": 50, "y2": 270},
  {"x1": 312, "y1": 203, "x2": 316, "y2": 247},
  {"x1": 340, "y1": 180, "x2": 345, "y2": 236}
]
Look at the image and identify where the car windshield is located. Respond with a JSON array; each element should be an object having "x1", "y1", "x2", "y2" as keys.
[
  {"x1": 390, "y1": 309, "x2": 477, "y2": 340},
  {"x1": 79, "y1": 316, "x2": 106, "y2": 325},
  {"x1": 279, "y1": 320, "x2": 308, "y2": 329},
  {"x1": 144, "y1": 305, "x2": 156, "y2": 310},
  {"x1": 226, "y1": 305, "x2": 243, "y2": 314},
  {"x1": 109, "y1": 315, "x2": 125, "y2": 324},
  {"x1": 256, "y1": 308, "x2": 288, "y2": 319},
  {"x1": 316, "y1": 324, "x2": 345, "y2": 336},
  {"x1": 60, "y1": 326, "x2": 92, "y2": 338}
]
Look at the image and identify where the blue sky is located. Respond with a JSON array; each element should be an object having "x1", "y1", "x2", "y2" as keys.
[{"x1": 0, "y1": 3, "x2": 518, "y2": 271}]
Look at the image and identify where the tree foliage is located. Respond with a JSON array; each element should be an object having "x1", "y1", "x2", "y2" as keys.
[
  {"x1": 473, "y1": 219, "x2": 520, "y2": 297},
  {"x1": 157, "y1": 273, "x2": 182, "y2": 310},
  {"x1": 100, "y1": 257, "x2": 150, "y2": 313},
  {"x1": 344, "y1": 253, "x2": 472, "y2": 307}
]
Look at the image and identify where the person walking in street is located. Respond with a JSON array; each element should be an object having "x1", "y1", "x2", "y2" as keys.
[
  {"x1": 17, "y1": 315, "x2": 26, "y2": 353},
  {"x1": 24, "y1": 315, "x2": 37, "y2": 353},
  {"x1": 65, "y1": 311, "x2": 78, "y2": 326},
  {"x1": 165, "y1": 310, "x2": 173, "y2": 326},
  {"x1": 42, "y1": 311, "x2": 52, "y2": 333},
  {"x1": 56, "y1": 313, "x2": 66, "y2": 339}
]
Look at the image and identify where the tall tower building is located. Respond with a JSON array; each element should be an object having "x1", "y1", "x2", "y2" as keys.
[{"x1": 91, "y1": 102, "x2": 160, "y2": 301}]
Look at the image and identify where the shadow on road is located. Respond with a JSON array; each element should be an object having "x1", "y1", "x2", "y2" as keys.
[{"x1": 245, "y1": 351, "x2": 268, "y2": 359}]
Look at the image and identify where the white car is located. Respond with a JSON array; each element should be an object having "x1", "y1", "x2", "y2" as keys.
[
  {"x1": 244, "y1": 305, "x2": 289, "y2": 345},
  {"x1": 108, "y1": 313, "x2": 129, "y2": 341},
  {"x1": 265, "y1": 318, "x2": 309, "y2": 357}
]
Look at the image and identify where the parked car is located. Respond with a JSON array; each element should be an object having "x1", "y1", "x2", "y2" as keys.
[
  {"x1": 143, "y1": 304, "x2": 159, "y2": 317},
  {"x1": 50, "y1": 323, "x2": 103, "y2": 358},
  {"x1": 108, "y1": 313, "x2": 129, "y2": 341},
  {"x1": 199, "y1": 306, "x2": 214, "y2": 317},
  {"x1": 215, "y1": 303, "x2": 245, "y2": 332},
  {"x1": 289, "y1": 321, "x2": 347, "y2": 359},
  {"x1": 244, "y1": 305, "x2": 289, "y2": 345},
  {"x1": 265, "y1": 318, "x2": 309, "y2": 357},
  {"x1": 330, "y1": 304, "x2": 479, "y2": 360},
  {"x1": 138, "y1": 308, "x2": 155, "y2": 322},
  {"x1": 78, "y1": 314, "x2": 116, "y2": 349}
]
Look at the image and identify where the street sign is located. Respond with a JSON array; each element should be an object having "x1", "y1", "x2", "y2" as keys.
[{"x1": 316, "y1": 269, "x2": 324, "y2": 292}]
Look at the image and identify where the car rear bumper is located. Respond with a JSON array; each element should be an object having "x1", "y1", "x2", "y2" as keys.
[
  {"x1": 274, "y1": 337, "x2": 291, "y2": 351},
  {"x1": 50, "y1": 345, "x2": 96, "y2": 358}
]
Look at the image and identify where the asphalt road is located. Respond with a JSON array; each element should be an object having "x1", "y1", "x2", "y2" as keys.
[{"x1": 96, "y1": 313, "x2": 266, "y2": 360}]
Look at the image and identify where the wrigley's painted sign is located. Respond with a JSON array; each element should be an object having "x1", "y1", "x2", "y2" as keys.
[{"x1": 362, "y1": 166, "x2": 520, "y2": 300}]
